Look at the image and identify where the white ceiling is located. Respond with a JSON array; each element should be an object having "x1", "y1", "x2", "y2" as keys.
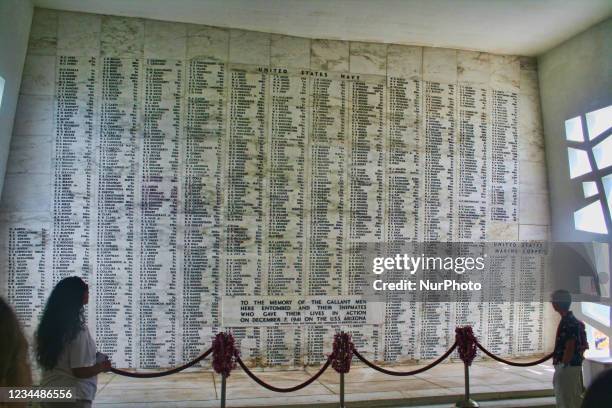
[{"x1": 33, "y1": 0, "x2": 612, "y2": 56}]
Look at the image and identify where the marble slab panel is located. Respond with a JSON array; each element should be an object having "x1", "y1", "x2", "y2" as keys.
[
  {"x1": 520, "y1": 57, "x2": 539, "y2": 97},
  {"x1": 144, "y1": 20, "x2": 187, "y2": 59},
  {"x1": 487, "y1": 221, "x2": 519, "y2": 241},
  {"x1": 349, "y1": 41, "x2": 386, "y2": 75},
  {"x1": 28, "y1": 8, "x2": 58, "y2": 56},
  {"x1": 457, "y1": 50, "x2": 490, "y2": 85},
  {"x1": 20, "y1": 55, "x2": 55, "y2": 96},
  {"x1": 6, "y1": 135, "x2": 52, "y2": 175},
  {"x1": 12, "y1": 95, "x2": 54, "y2": 136},
  {"x1": 229, "y1": 29, "x2": 270, "y2": 66},
  {"x1": 519, "y1": 225, "x2": 550, "y2": 241},
  {"x1": 186, "y1": 24, "x2": 229, "y2": 60},
  {"x1": 101, "y1": 15, "x2": 144, "y2": 58},
  {"x1": 519, "y1": 93, "x2": 546, "y2": 163},
  {"x1": 0, "y1": 174, "x2": 51, "y2": 213},
  {"x1": 270, "y1": 34, "x2": 310, "y2": 68},
  {"x1": 490, "y1": 54, "x2": 520, "y2": 92},
  {"x1": 423, "y1": 47, "x2": 457, "y2": 83},
  {"x1": 57, "y1": 11, "x2": 101, "y2": 57},
  {"x1": 387, "y1": 44, "x2": 422, "y2": 79},
  {"x1": 520, "y1": 192, "x2": 550, "y2": 225},
  {"x1": 311, "y1": 39, "x2": 349, "y2": 72},
  {"x1": 519, "y1": 160, "x2": 548, "y2": 194}
]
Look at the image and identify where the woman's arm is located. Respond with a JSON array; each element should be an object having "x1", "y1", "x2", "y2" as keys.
[{"x1": 71, "y1": 360, "x2": 111, "y2": 378}]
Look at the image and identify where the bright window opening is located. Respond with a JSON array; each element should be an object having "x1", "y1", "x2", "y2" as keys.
[
  {"x1": 574, "y1": 201, "x2": 608, "y2": 234},
  {"x1": 579, "y1": 246, "x2": 611, "y2": 359},
  {"x1": 566, "y1": 105, "x2": 612, "y2": 237},
  {"x1": 586, "y1": 105, "x2": 612, "y2": 140},
  {"x1": 567, "y1": 147, "x2": 592, "y2": 179},
  {"x1": 592, "y1": 135, "x2": 612, "y2": 170},
  {"x1": 565, "y1": 116, "x2": 584, "y2": 141},
  {"x1": 582, "y1": 181, "x2": 598, "y2": 198},
  {"x1": 584, "y1": 322, "x2": 610, "y2": 358},
  {"x1": 582, "y1": 302, "x2": 611, "y2": 326}
]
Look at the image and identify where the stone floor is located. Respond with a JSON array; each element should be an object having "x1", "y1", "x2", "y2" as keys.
[{"x1": 94, "y1": 358, "x2": 555, "y2": 407}]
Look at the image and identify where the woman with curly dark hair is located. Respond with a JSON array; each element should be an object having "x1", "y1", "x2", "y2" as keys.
[{"x1": 36, "y1": 276, "x2": 110, "y2": 408}]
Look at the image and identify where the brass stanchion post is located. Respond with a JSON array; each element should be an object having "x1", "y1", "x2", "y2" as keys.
[
  {"x1": 455, "y1": 363, "x2": 478, "y2": 407},
  {"x1": 340, "y1": 372, "x2": 345, "y2": 408},
  {"x1": 221, "y1": 373, "x2": 227, "y2": 408}
]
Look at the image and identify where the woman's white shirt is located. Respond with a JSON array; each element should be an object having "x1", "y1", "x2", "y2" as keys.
[{"x1": 41, "y1": 326, "x2": 97, "y2": 400}]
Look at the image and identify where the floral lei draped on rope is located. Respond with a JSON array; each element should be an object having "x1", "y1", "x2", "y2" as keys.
[
  {"x1": 331, "y1": 331, "x2": 354, "y2": 374},
  {"x1": 455, "y1": 326, "x2": 477, "y2": 366},
  {"x1": 212, "y1": 332, "x2": 240, "y2": 377}
]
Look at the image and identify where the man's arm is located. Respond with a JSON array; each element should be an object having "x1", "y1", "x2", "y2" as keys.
[{"x1": 562, "y1": 338, "x2": 576, "y2": 365}]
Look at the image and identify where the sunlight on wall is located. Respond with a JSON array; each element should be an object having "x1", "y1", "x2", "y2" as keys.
[{"x1": 0, "y1": 76, "x2": 4, "y2": 109}]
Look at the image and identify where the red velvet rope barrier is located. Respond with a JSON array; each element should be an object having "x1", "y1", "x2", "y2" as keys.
[
  {"x1": 110, "y1": 326, "x2": 553, "y2": 382},
  {"x1": 236, "y1": 356, "x2": 332, "y2": 392},
  {"x1": 353, "y1": 343, "x2": 457, "y2": 376},
  {"x1": 110, "y1": 348, "x2": 212, "y2": 378},
  {"x1": 475, "y1": 342, "x2": 553, "y2": 366}
]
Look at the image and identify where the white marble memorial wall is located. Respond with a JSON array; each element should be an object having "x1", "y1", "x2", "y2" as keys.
[{"x1": 0, "y1": 9, "x2": 552, "y2": 369}]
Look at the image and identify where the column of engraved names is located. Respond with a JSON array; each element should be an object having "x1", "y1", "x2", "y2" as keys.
[
  {"x1": 420, "y1": 81, "x2": 455, "y2": 359},
  {"x1": 95, "y1": 57, "x2": 139, "y2": 366},
  {"x1": 305, "y1": 71, "x2": 346, "y2": 363},
  {"x1": 265, "y1": 69, "x2": 308, "y2": 365},
  {"x1": 486, "y1": 89, "x2": 518, "y2": 356},
  {"x1": 346, "y1": 75, "x2": 383, "y2": 360},
  {"x1": 347, "y1": 76, "x2": 384, "y2": 293},
  {"x1": 485, "y1": 244, "x2": 517, "y2": 356},
  {"x1": 138, "y1": 59, "x2": 181, "y2": 368},
  {"x1": 422, "y1": 81, "x2": 455, "y2": 241},
  {"x1": 223, "y1": 65, "x2": 267, "y2": 360},
  {"x1": 6, "y1": 227, "x2": 47, "y2": 337},
  {"x1": 182, "y1": 60, "x2": 225, "y2": 362},
  {"x1": 490, "y1": 90, "x2": 518, "y2": 222},
  {"x1": 457, "y1": 85, "x2": 487, "y2": 241},
  {"x1": 266, "y1": 70, "x2": 306, "y2": 295},
  {"x1": 453, "y1": 84, "x2": 488, "y2": 342},
  {"x1": 53, "y1": 55, "x2": 96, "y2": 282},
  {"x1": 515, "y1": 243, "x2": 545, "y2": 355},
  {"x1": 383, "y1": 76, "x2": 422, "y2": 361}
]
